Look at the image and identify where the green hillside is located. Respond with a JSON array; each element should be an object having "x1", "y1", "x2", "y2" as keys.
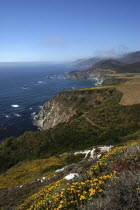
[
  {"x1": 1, "y1": 86, "x2": 140, "y2": 172},
  {"x1": 89, "y1": 59, "x2": 124, "y2": 71},
  {"x1": 1, "y1": 84, "x2": 140, "y2": 209},
  {"x1": 89, "y1": 59, "x2": 140, "y2": 73},
  {"x1": 119, "y1": 62, "x2": 140, "y2": 73}
]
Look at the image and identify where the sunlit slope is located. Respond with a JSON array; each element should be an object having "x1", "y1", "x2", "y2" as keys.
[{"x1": 1, "y1": 84, "x2": 140, "y2": 173}]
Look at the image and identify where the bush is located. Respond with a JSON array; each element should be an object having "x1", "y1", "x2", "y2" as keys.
[
  {"x1": 65, "y1": 154, "x2": 85, "y2": 165},
  {"x1": 83, "y1": 171, "x2": 140, "y2": 210}
]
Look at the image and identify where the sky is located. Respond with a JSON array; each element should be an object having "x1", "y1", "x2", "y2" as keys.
[{"x1": 0, "y1": 0, "x2": 140, "y2": 62}]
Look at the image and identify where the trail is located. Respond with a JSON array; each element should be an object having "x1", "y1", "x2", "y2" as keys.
[{"x1": 82, "y1": 114, "x2": 100, "y2": 128}]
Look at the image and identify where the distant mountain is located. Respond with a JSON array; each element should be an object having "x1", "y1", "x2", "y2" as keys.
[
  {"x1": 72, "y1": 57, "x2": 101, "y2": 67},
  {"x1": 67, "y1": 59, "x2": 121, "y2": 81},
  {"x1": 67, "y1": 59, "x2": 140, "y2": 81},
  {"x1": 119, "y1": 51, "x2": 140, "y2": 64},
  {"x1": 88, "y1": 59, "x2": 124, "y2": 71},
  {"x1": 118, "y1": 62, "x2": 140, "y2": 73},
  {"x1": 88, "y1": 59, "x2": 140, "y2": 73},
  {"x1": 73, "y1": 51, "x2": 140, "y2": 67}
]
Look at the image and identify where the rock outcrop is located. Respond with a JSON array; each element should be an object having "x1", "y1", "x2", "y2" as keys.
[
  {"x1": 34, "y1": 88, "x2": 112, "y2": 130},
  {"x1": 67, "y1": 59, "x2": 122, "y2": 82},
  {"x1": 34, "y1": 92, "x2": 77, "y2": 130},
  {"x1": 66, "y1": 69, "x2": 113, "y2": 85},
  {"x1": 67, "y1": 59, "x2": 140, "y2": 83}
]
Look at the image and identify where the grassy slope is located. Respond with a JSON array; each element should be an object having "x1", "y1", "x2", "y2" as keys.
[
  {"x1": 118, "y1": 62, "x2": 140, "y2": 73},
  {"x1": 87, "y1": 60, "x2": 140, "y2": 73},
  {"x1": 17, "y1": 140, "x2": 140, "y2": 210},
  {"x1": 1, "y1": 86, "x2": 140, "y2": 173},
  {"x1": 88, "y1": 59, "x2": 124, "y2": 71},
  {"x1": 0, "y1": 154, "x2": 85, "y2": 189},
  {"x1": 0, "y1": 80, "x2": 140, "y2": 209},
  {"x1": 104, "y1": 73, "x2": 140, "y2": 105}
]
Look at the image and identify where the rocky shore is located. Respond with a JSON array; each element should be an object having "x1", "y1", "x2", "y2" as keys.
[{"x1": 66, "y1": 69, "x2": 114, "y2": 82}]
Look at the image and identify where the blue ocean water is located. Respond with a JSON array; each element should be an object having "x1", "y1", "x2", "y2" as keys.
[{"x1": 0, "y1": 63, "x2": 97, "y2": 142}]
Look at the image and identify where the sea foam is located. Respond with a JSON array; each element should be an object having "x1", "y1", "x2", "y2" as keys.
[
  {"x1": 37, "y1": 81, "x2": 43, "y2": 84},
  {"x1": 11, "y1": 105, "x2": 20, "y2": 108},
  {"x1": 14, "y1": 113, "x2": 21, "y2": 117},
  {"x1": 31, "y1": 112, "x2": 36, "y2": 116}
]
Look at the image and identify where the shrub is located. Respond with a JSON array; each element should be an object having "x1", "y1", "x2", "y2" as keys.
[
  {"x1": 65, "y1": 154, "x2": 85, "y2": 165},
  {"x1": 83, "y1": 171, "x2": 140, "y2": 210}
]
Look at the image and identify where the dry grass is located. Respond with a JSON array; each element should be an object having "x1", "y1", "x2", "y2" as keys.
[
  {"x1": 117, "y1": 83, "x2": 140, "y2": 105},
  {"x1": 68, "y1": 73, "x2": 140, "y2": 106},
  {"x1": 106, "y1": 73, "x2": 140, "y2": 80},
  {"x1": 104, "y1": 73, "x2": 140, "y2": 105}
]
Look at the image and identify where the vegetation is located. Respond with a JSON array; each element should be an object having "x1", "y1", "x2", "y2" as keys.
[
  {"x1": 84, "y1": 141, "x2": 140, "y2": 210},
  {"x1": 17, "y1": 140, "x2": 140, "y2": 210},
  {"x1": 87, "y1": 59, "x2": 140, "y2": 74},
  {"x1": 1, "y1": 87, "x2": 140, "y2": 173},
  {"x1": 118, "y1": 62, "x2": 140, "y2": 73},
  {"x1": 84, "y1": 171, "x2": 140, "y2": 210},
  {"x1": 71, "y1": 59, "x2": 140, "y2": 80},
  {"x1": 104, "y1": 73, "x2": 140, "y2": 86},
  {"x1": 88, "y1": 59, "x2": 124, "y2": 72},
  {"x1": 0, "y1": 156, "x2": 65, "y2": 189},
  {"x1": 1, "y1": 83, "x2": 140, "y2": 209},
  {"x1": 0, "y1": 154, "x2": 85, "y2": 189}
]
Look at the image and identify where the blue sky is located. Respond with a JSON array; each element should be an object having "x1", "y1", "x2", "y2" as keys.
[{"x1": 0, "y1": 0, "x2": 140, "y2": 62}]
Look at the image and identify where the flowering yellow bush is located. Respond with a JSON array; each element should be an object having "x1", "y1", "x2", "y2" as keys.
[
  {"x1": 88, "y1": 141, "x2": 138, "y2": 177},
  {"x1": 18, "y1": 172, "x2": 116, "y2": 210},
  {"x1": 88, "y1": 145, "x2": 127, "y2": 176},
  {"x1": 18, "y1": 179, "x2": 64, "y2": 210},
  {"x1": 17, "y1": 141, "x2": 139, "y2": 210}
]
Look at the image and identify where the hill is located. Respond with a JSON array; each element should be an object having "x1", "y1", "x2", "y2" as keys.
[
  {"x1": 1, "y1": 135, "x2": 140, "y2": 209},
  {"x1": 119, "y1": 51, "x2": 140, "y2": 64},
  {"x1": 66, "y1": 59, "x2": 121, "y2": 80},
  {"x1": 1, "y1": 85, "x2": 140, "y2": 170},
  {"x1": 72, "y1": 51, "x2": 140, "y2": 67},
  {"x1": 72, "y1": 57, "x2": 101, "y2": 68},
  {"x1": 118, "y1": 62, "x2": 140, "y2": 73},
  {"x1": 89, "y1": 60, "x2": 140, "y2": 74},
  {"x1": 16, "y1": 139, "x2": 140, "y2": 210},
  {"x1": 89, "y1": 59, "x2": 124, "y2": 71},
  {"x1": 1, "y1": 81, "x2": 140, "y2": 209},
  {"x1": 67, "y1": 60, "x2": 140, "y2": 82}
]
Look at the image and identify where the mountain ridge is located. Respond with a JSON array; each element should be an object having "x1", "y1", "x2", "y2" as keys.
[
  {"x1": 73, "y1": 51, "x2": 140, "y2": 68},
  {"x1": 67, "y1": 59, "x2": 140, "y2": 82},
  {"x1": 1, "y1": 79, "x2": 140, "y2": 209}
]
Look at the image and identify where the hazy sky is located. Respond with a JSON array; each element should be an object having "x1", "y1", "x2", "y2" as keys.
[{"x1": 0, "y1": 0, "x2": 140, "y2": 62}]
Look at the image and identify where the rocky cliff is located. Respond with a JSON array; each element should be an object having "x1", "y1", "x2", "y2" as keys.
[
  {"x1": 66, "y1": 59, "x2": 120, "y2": 83},
  {"x1": 34, "y1": 88, "x2": 113, "y2": 130},
  {"x1": 34, "y1": 92, "x2": 76, "y2": 130},
  {"x1": 67, "y1": 60, "x2": 140, "y2": 83},
  {"x1": 66, "y1": 69, "x2": 113, "y2": 84}
]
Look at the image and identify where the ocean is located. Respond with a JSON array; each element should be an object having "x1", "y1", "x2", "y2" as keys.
[{"x1": 0, "y1": 63, "x2": 97, "y2": 142}]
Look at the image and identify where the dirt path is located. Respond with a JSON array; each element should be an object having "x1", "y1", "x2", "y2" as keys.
[{"x1": 82, "y1": 115, "x2": 100, "y2": 127}]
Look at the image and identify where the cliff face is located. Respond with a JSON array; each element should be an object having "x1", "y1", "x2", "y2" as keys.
[
  {"x1": 67, "y1": 60, "x2": 140, "y2": 82},
  {"x1": 67, "y1": 59, "x2": 135, "y2": 82},
  {"x1": 34, "y1": 88, "x2": 112, "y2": 130},
  {"x1": 67, "y1": 59, "x2": 123, "y2": 80},
  {"x1": 66, "y1": 69, "x2": 112, "y2": 81},
  {"x1": 34, "y1": 92, "x2": 76, "y2": 130}
]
